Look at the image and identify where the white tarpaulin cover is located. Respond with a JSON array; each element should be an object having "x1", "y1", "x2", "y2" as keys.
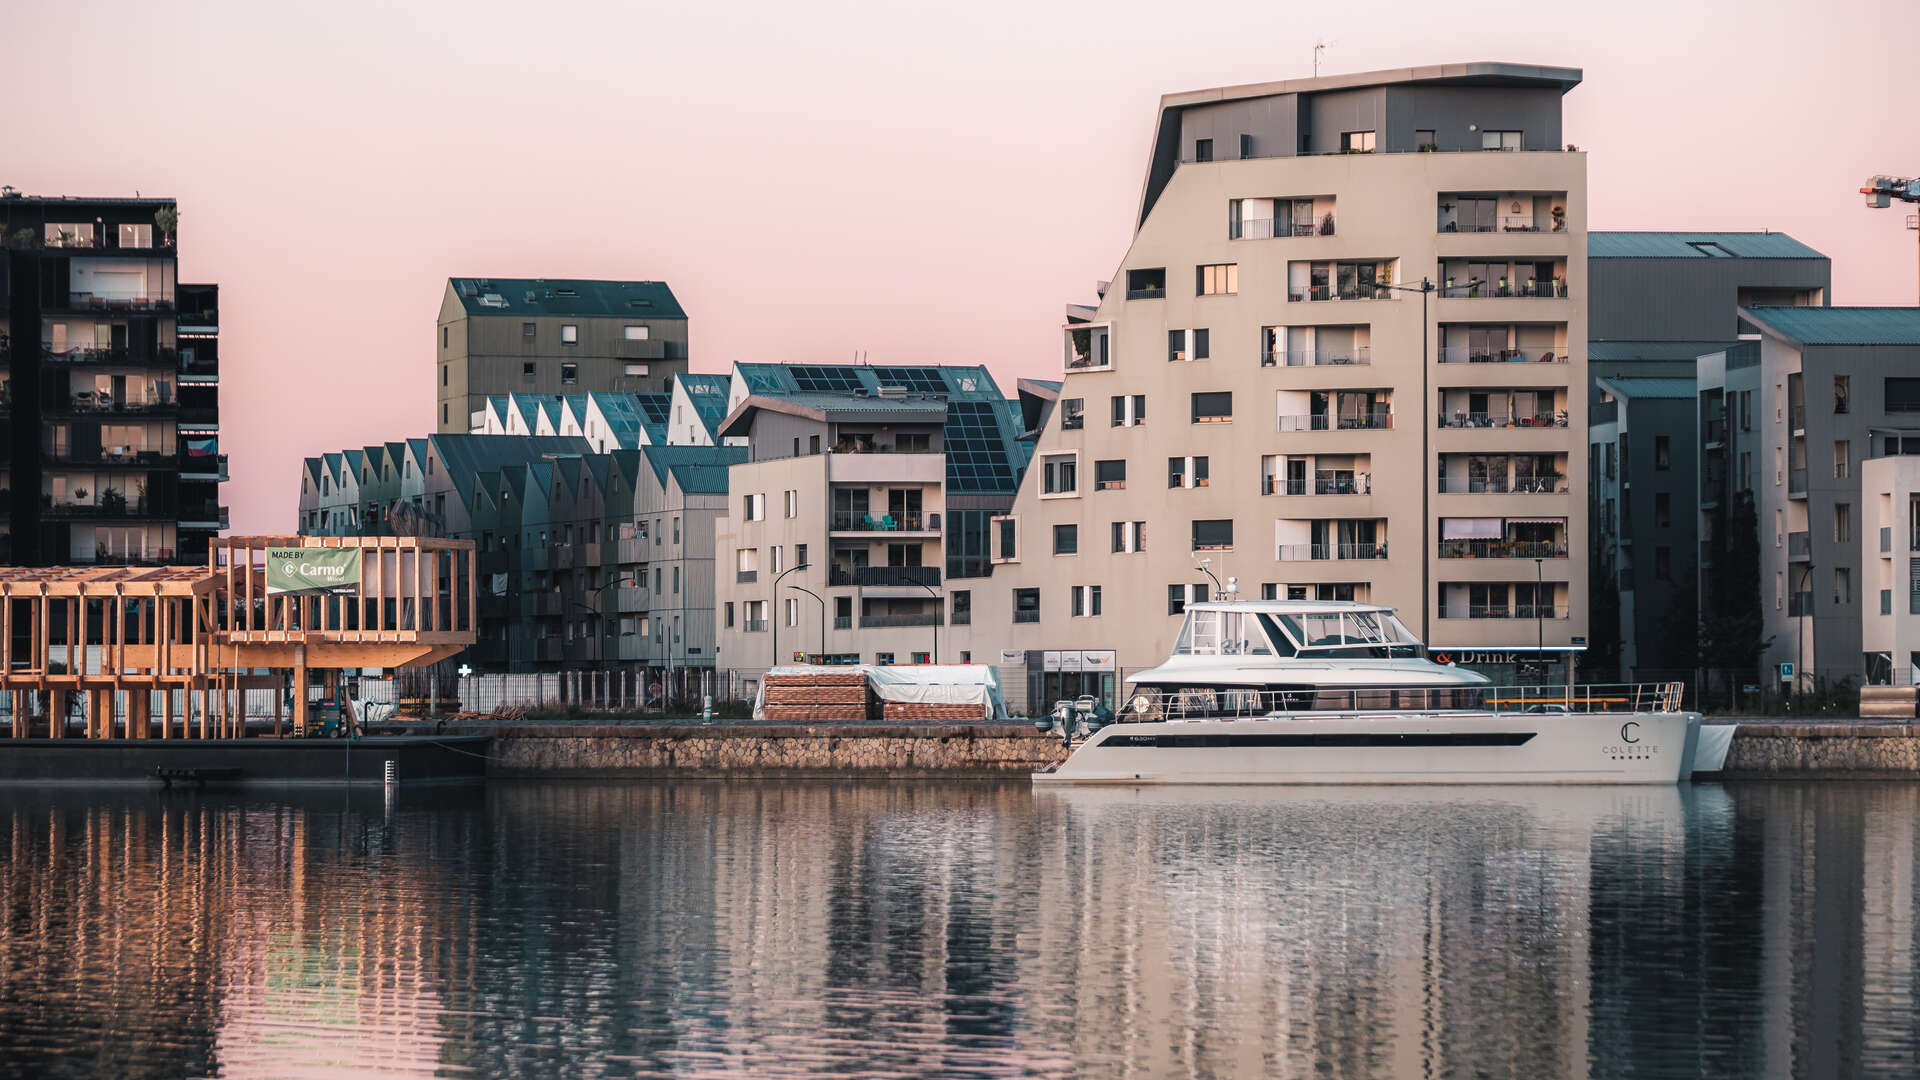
[
  {"x1": 1692, "y1": 724, "x2": 1736, "y2": 772},
  {"x1": 752, "y1": 665, "x2": 1010, "y2": 721}
]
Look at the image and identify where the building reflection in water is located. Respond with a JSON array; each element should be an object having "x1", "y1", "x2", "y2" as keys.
[{"x1": 3, "y1": 781, "x2": 1920, "y2": 1078}]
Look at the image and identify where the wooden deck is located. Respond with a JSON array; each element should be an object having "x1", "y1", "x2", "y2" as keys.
[{"x1": 0, "y1": 536, "x2": 476, "y2": 740}]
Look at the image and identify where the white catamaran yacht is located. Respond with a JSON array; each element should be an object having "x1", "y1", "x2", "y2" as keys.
[{"x1": 1033, "y1": 600, "x2": 1702, "y2": 785}]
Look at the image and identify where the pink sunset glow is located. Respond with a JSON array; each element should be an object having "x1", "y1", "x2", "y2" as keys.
[{"x1": 3, "y1": 0, "x2": 1916, "y2": 532}]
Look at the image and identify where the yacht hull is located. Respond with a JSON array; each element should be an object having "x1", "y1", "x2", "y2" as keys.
[{"x1": 1034, "y1": 711, "x2": 1703, "y2": 785}]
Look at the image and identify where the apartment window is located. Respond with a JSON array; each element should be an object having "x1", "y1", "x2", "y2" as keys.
[
  {"x1": 673, "y1": 517, "x2": 680, "y2": 543},
  {"x1": 1168, "y1": 330, "x2": 1187, "y2": 363},
  {"x1": 522, "y1": 361, "x2": 536, "y2": 379},
  {"x1": 1835, "y1": 441, "x2": 1850, "y2": 479},
  {"x1": 442, "y1": 403, "x2": 448, "y2": 425},
  {"x1": 1192, "y1": 519, "x2": 1233, "y2": 551},
  {"x1": 1238, "y1": 134, "x2": 1255, "y2": 159},
  {"x1": 1653, "y1": 492, "x2": 1671, "y2": 529},
  {"x1": 1835, "y1": 567, "x2": 1852, "y2": 605},
  {"x1": 1071, "y1": 585, "x2": 1102, "y2": 617},
  {"x1": 624, "y1": 325, "x2": 649, "y2": 341},
  {"x1": 1126, "y1": 267, "x2": 1167, "y2": 300},
  {"x1": 522, "y1": 322, "x2": 536, "y2": 342},
  {"x1": 441, "y1": 327, "x2": 448, "y2": 349},
  {"x1": 784, "y1": 490, "x2": 797, "y2": 518},
  {"x1": 1650, "y1": 435, "x2": 1670, "y2": 470},
  {"x1": 1110, "y1": 394, "x2": 1145, "y2": 427},
  {"x1": 785, "y1": 598, "x2": 799, "y2": 628},
  {"x1": 1342, "y1": 131, "x2": 1376, "y2": 153},
  {"x1": 673, "y1": 566, "x2": 681, "y2": 593},
  {"x1": 725, "y1": 603, "x2": 734, "y2": 628},
  {"x1": 1836, "y1": 503, "x2": 1852, "y2": 543},
  {"x1": 810, "y1": 434, "x2": 821, "y2": 454},
  {"x1": 744, "y1": 493, "x2": 765, "y2": 521},
  {"x1": 1415, "y1": 129, "x2": 1436, "y2": 150},
  {"x1": 1014, "y1": 588, "x2": 1041, "y2": 623},
  {"x1": 1197, "y1": 264, "x2": 1238, "y2": 296},
  {"x1": 561, "y1": 325, "x2": 579, "y2": 345},
  {"x1": 1168, "y1": 456, "x2": 1210, "y2": 488},
  {"x1": 952, "y1": 590, "x2": 971, "y2": 624},
  {"x1": 796, "y1": 543, "x2": 808, "y2": 568},
  {"x1": 1889, "y1": 378, "x2": 1920, "y2": 413},
  {"x1": 1191, "y1": 391, "x2": 1233, "y2": 424},
  {"x1": 1059, "y1": 398, "x2": 1085, "y2": 430},
  {"x1": 1168, "y1": 585, "x2": 1187, "y2": 616},
  {"x1": 1094, "y1": 459, "x2": 1127, "y2": 491},
  {"x1": 995, "y1": 516, "x2": 1018, "y2": 561},
  {"x1": 1042, "y1": 453, "x2": 1078, "y2": 496},
  {"x1": 1194, "y1": 138, "x2": 1213, "y2": 162},
  {"x1": 1053, "y1": 524, "x2": 1078, "y2": 555},
  {"x1": 1835, "y1": 375, "x2": 1850, "y2": 413},
  {"x1": 561, "y1": 362, "x2": 578, "y2": 385},
  {"x1": 1740, "y1": 390, "x2": 1753, "y2": 431},
  {"x1": 1480, "y1": 130, "x2": 1523, "y2": 151},
  {"x1": 770, "y1": 546, "x2": 784, "y2": 574},
  {"x1": 1739, "y1": 451, "x2": 1753, "y2": 492}
]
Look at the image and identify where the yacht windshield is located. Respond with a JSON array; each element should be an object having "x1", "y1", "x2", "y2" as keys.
[
  {"x1": 1276, "y1": 610, "x2": 1423, "y2": 658},
  {"x1": 1172, "y1": 609, "x2": 1279, "y2": 657}
]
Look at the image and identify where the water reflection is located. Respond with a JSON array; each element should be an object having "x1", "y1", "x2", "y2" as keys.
[{"x1": 2, "y1": 782, "x2": 1919, "y2": 1078}]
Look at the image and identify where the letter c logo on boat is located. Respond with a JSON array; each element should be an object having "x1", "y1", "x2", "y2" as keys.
[{"x1": 1620, "y1": 721, "x2": 1641, "y2": 744}]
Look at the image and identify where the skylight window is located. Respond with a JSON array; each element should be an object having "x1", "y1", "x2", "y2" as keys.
[{"x1": 1688, "y1": 241, "x2": 1734, "y2": 258}]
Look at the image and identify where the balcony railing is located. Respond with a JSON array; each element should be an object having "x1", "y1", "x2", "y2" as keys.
[
  {"x1": 55, "y1": 395, "x2": 178, "y2": 416},
  {"x1": 1267, "y1": 472, "x2": 1372, "y2": 496},
  {"x1": 1290, "y1": 284, "x2": 1393, "y2": 302},
  {"x1": 744, "y1": 619, "x2": 768, "y2": 633},
  {"x1": 831, "y1": 511, "x2": 932, "y2": 531},
  {"x1": 1276, "y1": 542, "x2": 1389, "y2": 561},
  {"x1": 179, "y1": 453, "x2": 229, "y2": 480},
  {"x1": 57, "y1": 293, "x2": 176, "y2": 313},
  {"x1": 860, "y1": 612, "x2": 943, "y2": 628},
  {"x1": 827, "y1": 565, "x2": 941, "y2": 588},
  {"x1": 834, "y1": 615, "x2": 853, "y2": 629},
  {"x1": 951, "y1": 610, "x2": 971, "y2": 626},
  {"x1": 1230, "y1": 217, "x2": 1322, "y2": 240},
  {"x1": 1276, "y1": 409, "x2": 1392, "y2": 432},
  {"x1": 1438, "y1": 604, "x2": 1568, "y2": 619},
  {"x1": 1264, "y1": 347, "x2": 1371, "y2": 368},
  {"x1": 1013, "y1": 609, "x2": 1041, "y2": 624},
  {"x1": 1437, "y1": 410, "x2": 1568, "y2": 429},
  {"x1": 736, "y1": 569, "x2": 758, "y2": 583},
  {"x1": 1125, "y1": 285, "x2": 1165, "y2": 301},
  {"x1": 1438, "y1": 345, "x2": 1565, "y2": 364},
  {"x1": 1439, "y1": 280, "x2": 1567, "y2": 299},
  {"x1": 1439, "y1": 539, "x2": 1568, "y2": 559},
  {"x1": 44, "y1": 448, "x2": 176, "y2": 468},
  {"x1": 1437, "y1": 475, "x2": 1565, "y2": 494},
  {"x1": 40, "y1": 345, "x2": 179, "y2": 367}
]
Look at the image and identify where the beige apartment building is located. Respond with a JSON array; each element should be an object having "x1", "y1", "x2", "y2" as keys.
[
  {"x1": 435, "y1": 278, "x2": 688, "y2": 433},
  {"x1": 944, "y1": 63, "x2": 1591, "y2": 694}
]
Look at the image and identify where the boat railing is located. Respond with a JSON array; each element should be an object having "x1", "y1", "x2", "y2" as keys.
[{"x1": 1120, "y1": 682, "x2": 1686, "y2": 721}]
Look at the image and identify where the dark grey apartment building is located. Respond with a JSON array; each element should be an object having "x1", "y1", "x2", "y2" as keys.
[
  {"x1": 435, "y1": 278, "x2": 689, "y2": 433},
  {"x1": 1585, "y1": 232, "x2": 1830, "y2": 680},
  {"x1": 0, "y1": 191, "x2": 227, "y2": 566}
]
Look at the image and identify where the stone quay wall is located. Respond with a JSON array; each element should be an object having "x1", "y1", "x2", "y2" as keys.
[
  {"x1": 466, "y1": 724, "x2": 1070, "y2": 778},
  {"x1": 1719, "y1": 723, "x2": 1920, "y2": 779}
]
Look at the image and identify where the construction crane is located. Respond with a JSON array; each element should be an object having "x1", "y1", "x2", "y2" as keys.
[{"x1": 1861, "y1": 175, "x2": 1920, "y2": 303}]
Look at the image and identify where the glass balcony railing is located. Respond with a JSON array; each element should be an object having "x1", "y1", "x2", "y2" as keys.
[
  {"x1": 1263, "y1": 347, "x2": 1370, "y2": 368},
  {"x1": 1436, "y1": 410, "x2": 1568, "y2": 429},
  {"x1": 1265, "y1": 472, "x2": 1372, "y2": 496},
  {"x1": 1276, "y1": 542, "x2": 1389, "y2": 561},
  {"x1": 1439, "y1": 539, "x2": 1568, "y2": 559},
  {"x1": 1276, "y1": 409, "x2": 1392, "y2": 432}
]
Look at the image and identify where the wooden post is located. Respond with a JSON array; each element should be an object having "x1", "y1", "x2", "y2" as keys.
[
  {"x1": 274, "y1": 672, "x2": 284, "y2": 737},
  {"x1": 293, "y1": 645, "x2": 309, "y2": 737},
  {"x1": 161, "y1": 684, "x2": 174, "y2": 740}
]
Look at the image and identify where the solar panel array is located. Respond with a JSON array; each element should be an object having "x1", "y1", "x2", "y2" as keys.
[
  {"x1": 634, "y1": 396, "x2": 671, "y2": 424},
  {"x1": 789, "y1": 366, "x2": 865, "y2": 393},
  {"x1": 943, "y1": 400, "x2": 1015, "y2": 493},
  {"x1": 871, "y1": 366, "x2": 948, "y2": 394}
]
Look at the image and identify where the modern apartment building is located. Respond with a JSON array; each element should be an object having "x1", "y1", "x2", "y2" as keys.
[
  {"x1": 711, "y1": 363, "x2": 1032, "y2": 671},
  {"x1": 298, "y1": 432, "x2": 743, "y2": 673},
  {"x1": 435, "y1": 278, "x2": 688, "y2": 433},
  {"x1": 0, "y1": 192, "x2": 227, "y2": 566},
  {"x1": 935, "y1": 63, "x2": 1590, "y2": 694},
  {"x1": 1705, "y1": 307, "x2": 1920, "y2": 691}
]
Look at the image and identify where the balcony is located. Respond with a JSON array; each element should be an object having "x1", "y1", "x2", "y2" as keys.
[
  {"x1": 829, "y1": 510, "x2": 940, "y2": 533},
  {"x1": 1013, "y1": 610, "x2": 1041, "y2": 624},
  {"x1": 54, "y1": 293, "x2": 176, "y2": 314},
  {"x1": 1439, "y1": 279, "x2": 1567, "y2": 299},
  {"x1": 1230, "y1": 216, "x2": 1324, "y2": 240},
  {"x1": 179, "y1": 405, "x2": 218, "y2": 428},
  {"x1": 1276, "y1": 542, "x2": 1389, "y2": 561},
  {"x1": 52, "y1": 394, "x2": 179, "y2": 418},
  {"x1": 951, "y1": 609, "x2": 971, "y2": 626},
  {"x1": 1438, "y1": 604, "x2": 1568, "y2": 619},
  {"x1": 1277, "y1": 410, "x2": 1392, "y2": 432},
  {"x1": 1704, "y1": 418, "x2": 1727, "y2": 446},
  {"x1": 1437, "y1": 475, "x2": 1565, "y2": 494},
  {"x1": 1438, "y1": 345, "x2": 1566, "y2": 364},
  {"x1": 178, "y1": 355, "x2": 219, "y2": 383},
  {"x1": 1267, "y1": 472, "x2": 1372, "y2": 496},
  {"x1": 860, "y1": 612, "x2": 943, "y2": 629},
  {"x1": 827, "y1": 450, "x2": 944, "y2": 485},
  {"x1": 1437, "y1": 410, "x2": 1568, "y2": 429},
  {"x1": 1790, "y1": 405, "x2": 1806, "y2": 432},
  {"x1": 40, "y1": 345, "x2": 179, "y2": 368},
  {"x1": 1439, "y1": 540, "x2": 1568, "y2": 559},
  {"x1": 1289, "y1": 284, "x2": 1394, "y2": 302},
  {"x1": 179, "y1": 453, "x2": 228, "y2": 481},
  {"x1": 736, "y1": 569, "x2": 759, "y2": 583},
  {"x1": 43, "y1": 495, "x2": 174, "y2": 521},
  {"x1": 616, "y1": 586, "x2": 649, "y2": 612},
  {"x1": 44, "y1": 448, "x2": 177, "y2": 469},
  {"x1": 1264, "y1": 347, "x2": 1371, "y2": 368},
  {"x1": 616, "y1": 537, "x2": 650, "y2": 563},
  {"x1": 827, "y1": 565, "x2": 941, "y2": 588}
]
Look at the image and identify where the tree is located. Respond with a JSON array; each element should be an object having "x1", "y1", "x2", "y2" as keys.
[{"x1": 1699, "y1": 492, "x2": 1772, "y2": 706}]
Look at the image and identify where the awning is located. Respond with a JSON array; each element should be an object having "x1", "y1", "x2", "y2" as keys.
[
  {"x1": 1442, "y1": 518, "x2": 1502, "y2": 539},
  {"x1": 1504, "y1": 516, "x2": 1566, "y2": 525}
]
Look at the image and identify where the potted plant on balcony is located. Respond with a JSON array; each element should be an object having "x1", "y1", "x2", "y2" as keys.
[
  {"x1": 70, "y1": 487, "x2": 89, "y2": 504},
  {"x1": 1318, "y1": 213, "x2": 1335, "y2": 236},
  {"x1": 100, "y1": 489, "x2": 126, "y2": 515},
  {"x1": 154, "y1": 207, "x2": 178, "y2": 246},
  {"x1": 7, "y1": 227, "x2": 34, "y2": 250}
]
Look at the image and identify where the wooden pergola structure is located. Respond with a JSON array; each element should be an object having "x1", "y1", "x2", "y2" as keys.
[{"x1": 0, "y1": 536, "x2": 476, "y2": 739}]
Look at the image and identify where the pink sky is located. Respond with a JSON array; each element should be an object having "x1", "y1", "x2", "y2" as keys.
[{"x1": 4, "y1": 0, "x2": 1917, "y2": 533}]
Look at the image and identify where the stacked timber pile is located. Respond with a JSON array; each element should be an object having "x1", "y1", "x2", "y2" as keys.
[
  {"x1": 882, "y1": 701, "x2": 988, "y2": 722},
  {"x1": 762, "y1": 670, "x2": 877, "y2": 724}
]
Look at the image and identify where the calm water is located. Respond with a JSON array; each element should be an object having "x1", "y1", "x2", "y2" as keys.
[{"x1": 3, "y1": 781, "x2": 1919, "y2": 1079}]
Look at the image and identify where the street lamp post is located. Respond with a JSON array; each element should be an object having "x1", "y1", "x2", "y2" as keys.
[
  {"x1": 914, "y1": 580, "x2": 940, "y2": 664},
  {"x1": 1194, "y1": 556, "x2": 1222, "y2": 601},
  {"x1": 770, "y1": 563, "x2": 809, "y2": 671},
  {"x1": 1797, "y1": 562, "x2": 1815, "y2": 706},
  {"x1": 1534, "y1": 557, "x2": 1544, "y2": 685},
  {"x1": 788, "y1": 584, "x2": 826, "y2": 664}
]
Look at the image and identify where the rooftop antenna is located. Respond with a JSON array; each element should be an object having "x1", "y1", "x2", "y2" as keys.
[{"x1": 1313, "y1": 39, "x2": 1330, "y2": 77}]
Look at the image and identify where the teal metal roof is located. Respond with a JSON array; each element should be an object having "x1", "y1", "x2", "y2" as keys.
[
  {"x1": 1588, "y1": 232, "x2": 1824, "y2": 259},
  {"x1": 1598, "y1": 377, "x2": 1697, "y2": 400},
  {"x1": 1742, "y1": 307, "x2": 1920, "y2": 346},
  {"x1": 635, "y1": 445, "x2": 748, "y2": 494},
  {"x1": 448, "y1": 278, "x2": 685, "y2": 319},
  {"x1": 428, "y1": 435, "x2": 596, "y2": 511}
]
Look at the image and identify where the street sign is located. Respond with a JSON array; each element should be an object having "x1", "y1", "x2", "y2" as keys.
[{"x1": 1780, "y1": 662, "x2": 1795, "y2": 677}]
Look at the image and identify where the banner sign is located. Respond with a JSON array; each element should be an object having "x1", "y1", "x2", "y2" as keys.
[{"x1": 266, "y1": 547, "x2": 362, "y2": 595}]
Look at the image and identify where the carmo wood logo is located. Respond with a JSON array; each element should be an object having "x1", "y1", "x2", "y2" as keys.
[{"x1": 265, "y1": 547, "x2": 363, "y2": 595}]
